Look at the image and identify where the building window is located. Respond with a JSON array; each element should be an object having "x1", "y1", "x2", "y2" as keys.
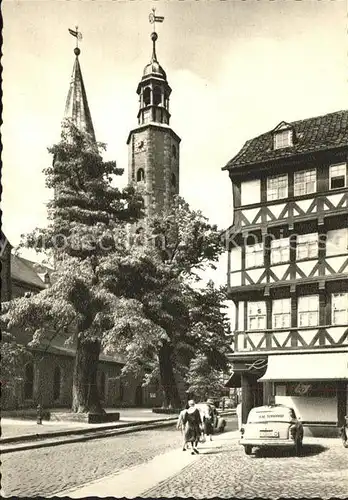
[
  {"x1": 245, "y1": 242, "x2": 264, "y2": 268},
  {"x1": 136, "y1": 168, "x2": 145, "y2": 182},
  {"x1": 296, "y1": 233, "x2": 318, "y2": 260},
  {"x1": 298, "y1": 295, "x2": 319, "y2": 327},
  {"x1": 329, "y1": 163, "x2": 347, "y2": 190},
  {"x1": 332, "y1": 293, "x2": 348, "y2": 325},
  {"x1": 24, "y1": 363, "x2": 34, "y2": 400},
  {"x1": 270, "y1": 237, "x2": 290, "y2": 264},
  {"x1": 153, "y1": 86, "x2": 161, "y2": 106},
  {"x1": 247, "y1": 301, "x2": 266, "y2": 330},
  {"x1": 294, "y1": 169, "x2": 316, "y2": 196},
  {"x1": 119, "y1": 381, "x2": 124, "y2": 402},
  {"x1": 272, "y1": 298, "x2": 291, "y2": 329},
  {"x1": 326, "y1": 228, "x2": 348, "y2": 256},
  {"x1": 53, "y1": 366, "x2": 61, "y2": 401},
  {"x1": 267, "y1": 174, "x2": 288, "y2": 201},
  {"x1": 274, "y1": 130, "x2": 292, "y2": 150},
  {"x1": 171, "y1": 173, "x2": 177, "y2": 188},
  {"x1": 143, "y1": 87, "x2": 151, "y2": 106},
  {"x1": 172, "y1": 145, "x2": 177, "y2": 158}
]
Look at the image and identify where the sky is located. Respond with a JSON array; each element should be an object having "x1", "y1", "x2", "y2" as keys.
[{"x1": 2, "y1": 0, "x2": 348, "y2": 291}]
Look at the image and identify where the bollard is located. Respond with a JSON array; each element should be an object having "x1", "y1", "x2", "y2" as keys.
[{"x1": 37, "y1": 404, "x2": 43, "y2": 425}]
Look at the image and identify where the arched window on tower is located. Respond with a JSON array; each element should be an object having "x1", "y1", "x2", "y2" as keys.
[
  {"x1": 153, "y1": 86, "x2": 162, "y2": 106},
  {"x1": 171, "y1": 173, "x2": 177, "y2": 188},
  {"x1": 172, "y1": 145, "x2": 177, "y2": 158},
  {"x1": 143, "y1": 87, "x2": 151, "y2": 106},
  {"x1": 24, "y1": 362, "x2": 34, "y2": 400},
  {"x1": 137, "y1": 168, "x2": 145, "y2": 182},
  {"x1": 53, "y1": 366, "x2": 61, "y2": 401}
]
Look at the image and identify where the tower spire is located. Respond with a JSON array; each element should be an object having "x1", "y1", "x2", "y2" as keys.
[{"x1": 64, "y1": 28, "x2": 96, "y2": 141}]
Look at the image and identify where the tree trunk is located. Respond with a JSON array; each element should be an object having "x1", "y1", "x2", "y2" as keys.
[
  {"x1": 72, "y1": 336, "x2": 105, "y2": 414},
  {"x1": 158, "y1": 342, "x2": 182, "y2": 408}
]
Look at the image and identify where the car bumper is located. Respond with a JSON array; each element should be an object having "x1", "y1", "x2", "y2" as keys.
[{"x1": 239, "y1": 439, "x2": 295, "y2": 447}]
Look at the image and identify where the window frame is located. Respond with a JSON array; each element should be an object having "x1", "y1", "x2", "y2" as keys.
[
  {"x1": 274, "y1": 130, "x2": 292, "y2": 150},
  {"x1": 296, "y1": 233, "x2": 318, "y2": 260},
  {"x1": 267, "y1": 174, "x2": 288, "y2": 201},
  {"x1": 298, "y1": 295, "x2": 319, "y2": 327},
  {"x1": 331, "y1": 293, "x2": 348, "y2": 326},
  {"x1": 272, "y1": 298, "x2": 291, "y2": 329},
  {"x1": 294, "y1": 168, "x2": 317, "y2": 196},
  {"x1": 270, "y1": 237, "x2": 290, "y2": 264},
  {"x1": 247, "y1": 301, "x2": 267, "y2": 331},
  {"x1": 329, "y1": 163, "x2": 347, "y2": 190},
  {"x1": 245, "y1": 242, "x2": 264, "y2": 269}
]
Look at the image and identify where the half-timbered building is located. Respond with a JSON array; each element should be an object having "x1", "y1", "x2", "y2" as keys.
[{"x1": 223, "y1": 110, "x2": 348, "y2": 436}]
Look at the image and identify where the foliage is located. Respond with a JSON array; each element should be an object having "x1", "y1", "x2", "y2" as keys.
[{"x1": 186, "y1": 354, "x2": 228, "y2": 402}]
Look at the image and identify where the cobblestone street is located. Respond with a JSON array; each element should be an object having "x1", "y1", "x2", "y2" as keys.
[{"x1": 2, "y1": 416, "x2": 347, "y2": 499}]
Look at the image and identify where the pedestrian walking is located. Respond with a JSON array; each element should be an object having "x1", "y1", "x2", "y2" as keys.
[
  {"x1": 181, "y1": 399, "x2": 203, "y2": 454},
  {"x1": 204, "y1": 398, "x2": 218, "y2": 441}
]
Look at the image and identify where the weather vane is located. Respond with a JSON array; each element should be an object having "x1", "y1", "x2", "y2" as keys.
[
  {"x1": 68, "y1": 26, "x2": 83, "y2": 49},
  {"x1": 148, "y1": 8, "x2": 164, "y2": 32}
]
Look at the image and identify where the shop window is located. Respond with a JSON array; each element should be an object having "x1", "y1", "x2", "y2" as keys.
[
  {"x1": 247, "y1": 301, "x2": 266, "y2": 330},
  {"x1": 245, "y1": 242, "x2": 264, "y2": 268},
  {"x1": 267, "y1": 174, "x2": 288, "y2": 201},
  {"x1": 24, "y1": 362, "x2": 34, "y2": 400},
  {"x1": 294, "y1": 169, "x2": 316, "y2": 196},
  {"x1": 332, "y1": 293, "x2": 348, "y2": 325},
  {"x1": 329, "y1": 163, "x2": 346, "y2": 190},
  {"x1": 296, "y1": 233, "x2": 318, "y2": 260},
  {"x1": 298, "y1": 295, "x2": 319, "y2": 327},
  {"x1": 53, "y1": 366, "x2": 61, "y2": 401},
  {"x1": 270, "y1": 237, "x2": 290, "y2": 264},
  {"x1": 272, "y1": 298, "x2": 291, "y2": 329},
  {"x1": 136, "y1": 168, "x2": 145, "y2": 182}
]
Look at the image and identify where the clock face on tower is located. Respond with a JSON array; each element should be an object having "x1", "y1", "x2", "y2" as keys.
[{"x1": 137, "y1": 140, "x2": 145, "y2": 150}]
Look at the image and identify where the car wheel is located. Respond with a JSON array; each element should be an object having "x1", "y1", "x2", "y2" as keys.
[
  {"x1": 295, "y1": 438, "x2": 303, "y2": 456},
  {"x1": 244, "y1": 445, "x2": 252, "y2": 455}
]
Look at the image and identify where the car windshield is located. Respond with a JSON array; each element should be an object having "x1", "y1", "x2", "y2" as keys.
[{"x1": 247, "y1": 406, "x2": 296, "y2": 424}]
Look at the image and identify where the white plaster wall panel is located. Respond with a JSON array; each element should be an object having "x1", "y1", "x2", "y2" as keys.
[
  {"x1": 242, "y1": 208, "x2": 259, "y2": 225},
  {"x1": 248, "y1": 331, "x2": 267, "y2": 349},
  {"x1": 275, "y1": 396, "x2": 336, "y2": 423},
  {"x1": 298, "y1": 329, "x2": 319, "y2": 346},
  {"x1": 241, "y1": 179, "x2": 261, "y2": 206},
  {"x1": 247, "y1": 268, "x2": 265, "y2": 284},
  {"x1": 326, "y1": 193, "x2": 346, "y2": 209},
  {"x1": 230, "y1": 247, "x2": 242, "y2": 272},
  {"x1": 238, "y1": 301, "x2": 245, "y2": 331},
  {"x1": 271, "y1": 330, "x2": 291, "y2": 348},
  {"x1": 297, "y1": 260, "x2": 317, "y2": 278},
  {"x1": 325, "y1": 256, "x2": 348, "y2": 274},
  {"x1": 326, "y1": 327, "x2": 348, "y2": 344},
  {"x1": 230, "y1": 271, "x2": 241, "y2": 286},
  {"x1": 296, "y1": 198, "x2": 315, "y2": 213},
  {"x1": 266, "y1": 203, "x2": 286, "y2": 220},
  {"x1": 270, "y1": 264, "x2": 289, "y2": 281}
]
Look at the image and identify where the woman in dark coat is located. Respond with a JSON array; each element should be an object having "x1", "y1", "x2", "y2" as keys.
[{"x1": 182, "y1": 399, "x2": 202, "y2": 454}]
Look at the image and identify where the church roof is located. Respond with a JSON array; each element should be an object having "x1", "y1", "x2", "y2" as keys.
[
  {"x1": 64, "y1": 49, "x2": 96, "y2": 141},
  {"x1": 10, "y1": 254, "x2": 48, "y2": 289},
  {"x1": 223, "y1": 109, "x2": 348, "y2": 171}
]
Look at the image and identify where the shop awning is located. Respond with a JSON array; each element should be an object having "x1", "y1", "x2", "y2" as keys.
[
  {"x1": 258, "y1": 352, "x2": 348, "y2": 382},
  {"x1": 225, "y1": 371, "x2": 242, "y2": 388}
]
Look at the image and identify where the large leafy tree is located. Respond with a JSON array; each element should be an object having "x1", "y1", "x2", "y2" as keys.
[
  {"x1": 98, "y1": 198, "x2": 232, "y2": 407},
  {"x1": 3, "y1": 122, "x2": 143, "y2": 413}
]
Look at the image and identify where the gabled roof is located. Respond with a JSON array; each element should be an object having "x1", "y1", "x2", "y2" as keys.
[
  {"x1": 11, "y1": 254, "x2": 50, "y2": 289},
  {"x1": 0, "y1": 231, "x2": 12, "y2": 257},
  {"x1": 223, "y1": 110, "x2": 348, "y2": 171},
  {"x1": 64, "y1": 52, "x2": 96, "y2": 141}
]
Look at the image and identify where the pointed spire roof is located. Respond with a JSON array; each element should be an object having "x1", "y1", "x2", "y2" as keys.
[
  {"x1": 142, "y1": 32, "x2": 167, "y2": 81},
  {"x1": 64, "y1": 47, "x2": 96, "y2": 141}
]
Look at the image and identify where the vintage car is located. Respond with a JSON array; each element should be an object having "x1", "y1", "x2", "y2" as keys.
[{"x1": 239, "y1": 404, "x2": 303, "y2": 456}]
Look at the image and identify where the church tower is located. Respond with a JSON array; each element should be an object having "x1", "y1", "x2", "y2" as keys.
[
  {"x1": 63, "y1": 35, "x2": 96, "y2": 141},
  {"x1": 127, "y1": 18, "x2": 181, "y2": 218}
]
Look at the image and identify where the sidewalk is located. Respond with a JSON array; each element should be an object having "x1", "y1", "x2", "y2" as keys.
[
  {"x1": 1, "y1": 408, "x2": 178, "y2": 441},
  {"x1": 53, "y1": 430, "x2": 240, "y2": 498}
]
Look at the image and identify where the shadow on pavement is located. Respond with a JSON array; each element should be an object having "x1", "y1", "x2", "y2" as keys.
[{"x1": 253, "y1": 443, "x2": 328, "y2": 458}]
